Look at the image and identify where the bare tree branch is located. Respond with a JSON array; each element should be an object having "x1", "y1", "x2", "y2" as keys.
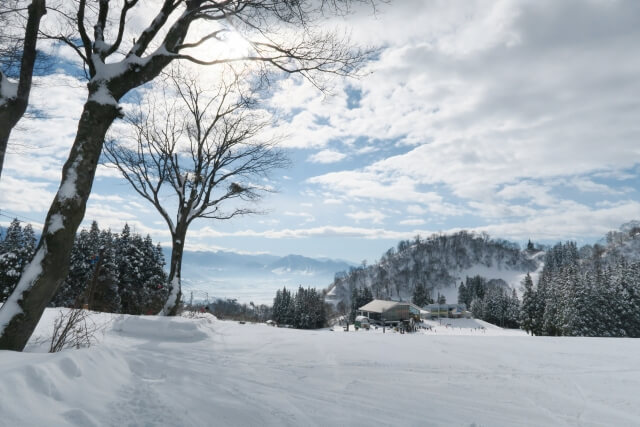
[
  {"x1": 0, "y1": 0, "x2": 47, "y2": 180},
  {"x1": 104, "y1": 66, "x2": 288, "y2": 315}
]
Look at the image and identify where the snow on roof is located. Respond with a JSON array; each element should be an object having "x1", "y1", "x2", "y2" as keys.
[{"x1": 358, "y1": 299, "x2": 399, "y2": 313}]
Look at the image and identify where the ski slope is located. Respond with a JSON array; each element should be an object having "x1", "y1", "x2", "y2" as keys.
[{"x1": 1, "y1": 309, "x2": 639, "y2": 426}]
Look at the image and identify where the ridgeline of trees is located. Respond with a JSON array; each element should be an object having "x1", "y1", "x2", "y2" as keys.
[
  {"x1": 272, "y1": 286, "x2": 326, "y2": 329},
  {"x1": 0, "y1": 219, "x2": 167, "y2": 315},
  {"x1": 328, "y1": 231, "x2": 538, "y2": 306},
  {"x1": 206, "y1": 299, "x2": 271, "y2": 323},
  {"x1": 520, "y1": 241, "x2": 640, "y2": 337}
]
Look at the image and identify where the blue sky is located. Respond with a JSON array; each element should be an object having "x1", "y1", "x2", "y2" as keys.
[{"x1": 1, "y1": 0, "x2": 640, "y2": 264}]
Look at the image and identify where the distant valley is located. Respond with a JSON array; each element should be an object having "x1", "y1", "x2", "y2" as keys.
[{"x1": 172, "y1": 249, "x2": 354, "y2": 304}]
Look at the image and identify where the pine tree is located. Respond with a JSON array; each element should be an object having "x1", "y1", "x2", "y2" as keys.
[
  {"x1": 412, "y1": 281, "x2": 429, "y2": 307},
  {"x1": 527, "y1": 239, "x2": 535, "y2": 252},
  {"x1": 272, "y1": 289, "x2": 283, "y2": 324},
  {"x1": 0, "y1": 219, "x2": 35, "y2": 301},
  {"x1": 506, "y1": 288, "x2": 520, "y2": 328},
  {"x1": 50, "y1": 221, "x2": 166, "y2": 313},
  {"x1": 470, "y1": 298, "x2": 484, "y2": 319},
  {"x1": 117, "y1": 224, "x2": 149, "y2": 314},
  {"x1": 519, "y1": 273, "x2": 536, "y2": 334},
  {"x1": 457, "y1": 282, "x2": 468, "y2": 307},
  {"x1": 91, "y1": 230, "x2": 121, "y2": 313},
  {"x1": 620, "y1": 262, "x2": 640, "y2": 337},
  {"x1": 349, "y1": 287, "x2": 360, "y2": 323}
]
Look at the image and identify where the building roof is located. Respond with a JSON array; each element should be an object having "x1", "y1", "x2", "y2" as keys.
[
  {"x1": 358, "y1": 299, "x2": 399, "y2": 313},
  {"x1": 425, "y1": 303, "x2": 467, "y2": 311}
]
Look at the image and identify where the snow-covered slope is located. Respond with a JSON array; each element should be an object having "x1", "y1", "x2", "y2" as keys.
[{"x1": 1, "y1": 309, "x2": 639, "y2": 426}]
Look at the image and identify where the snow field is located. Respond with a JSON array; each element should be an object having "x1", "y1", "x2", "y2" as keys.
[{"x1": 1, "y1": 309, "x2": 639, "y2": 426}]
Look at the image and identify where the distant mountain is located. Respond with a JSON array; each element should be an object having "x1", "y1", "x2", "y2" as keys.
[
  {"x1": 269, "y1": 255, "x2": 353, "y2": 276},
  {"x1": 167, "y1": 249, "x2": 354, "y2": 304},
  {"x1": 326, "y1": 230, "x2": 542, "y2": 306}
]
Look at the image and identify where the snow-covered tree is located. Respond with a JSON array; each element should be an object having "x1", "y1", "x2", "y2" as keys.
[
  {"x1": 412, "y1": 281, "x2": 431, "y2": 307},
  {"x1": 519, "y1": 273, "x2": 536, "y2": 334},
  {"x1": 0, "y1": 219, "x2": 35, "y2": 300}
]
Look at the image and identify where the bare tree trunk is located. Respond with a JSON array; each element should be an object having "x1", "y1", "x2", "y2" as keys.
[
  {"x1": 0, "y1": 0, "x2": 46, "y2": 180},
  {"x1": 162, "y1": 224, "x2": 187, "y2": 316},
  {"x1": 0, "y1": 98, "x2": 119, "y2": 351}
]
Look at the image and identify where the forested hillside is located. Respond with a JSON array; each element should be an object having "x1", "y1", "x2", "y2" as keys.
[
  {"x1": 326, "y1": 231, "x2": 540, "y2": 306},
  {"x1": 521, "y1": 227, "x2": 640, "y2": 337}
]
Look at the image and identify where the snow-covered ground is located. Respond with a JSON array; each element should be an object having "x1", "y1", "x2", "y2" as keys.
[{"x1": 1, "y1": 309, "x2": 640, "y2": 426}]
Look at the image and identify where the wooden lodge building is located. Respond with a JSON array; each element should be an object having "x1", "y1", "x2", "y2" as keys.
[{"x1": 357, "y1": 300, "x2": 422, "y2": 326}]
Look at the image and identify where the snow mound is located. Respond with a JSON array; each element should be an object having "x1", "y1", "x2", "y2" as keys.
[
  {"x1": 112, "y1": 315, "x2": 212, "y2": 343},
  {"x1": 0, "y1": 347, "x2": 130, "y2": 426}
]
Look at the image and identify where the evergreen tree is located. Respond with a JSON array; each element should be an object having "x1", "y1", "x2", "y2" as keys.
[
  {"x1": 457, "y1": 282, "x2": 468, "y2": 307},
  {"x1": 50, "y1": 221, "x2": 166, "y2": 313},
  {"x1": 91, "y1": 230, "x2": 121, "y2": 313},
  {"x1": 0, "y1": 219, "x2": 35, "y2": 301},
  {"x1": 470, "y1": 298, "x2": 484, "y2": 319},
  {"x1": 272, "y1": 289, "x2": 283, "y2": 324},
  {"x1": 412, "y1": 281, "x2": 430, "y2": 307},
  {"x1": 506, "y1": 288, "x2": 521, "y2": 329},
  {"x1": 519, "y1": 273, "x2": 536, "y2": 334},
  {"x1": 527, "y1": 239, "x2": 535, "y2": 252}
]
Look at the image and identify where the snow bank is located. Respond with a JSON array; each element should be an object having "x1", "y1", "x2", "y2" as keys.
[
  {"x1": 0, "y1": 346, "x2": 130, "y2": 426},
  {"x1": 111, "y1": 315, "x2": 211, "y2": 343},
  {"x1": 1, "y1": 309, "x2": 639, "y2": 426}
]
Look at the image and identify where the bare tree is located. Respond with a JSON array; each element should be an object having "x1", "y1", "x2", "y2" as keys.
[
  {"x1": 0, "y1": 0, "x2": 374, "y2": 351},
  {"x1": 104, "y1": 68, "x2": 287, "y2": 315},
  {"x1": 0, "y1": 0, "x2": 47, "y2": 180}
]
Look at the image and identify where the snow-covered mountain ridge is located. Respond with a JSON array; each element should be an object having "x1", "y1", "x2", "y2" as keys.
[
  {"x1": 326, "y1": 230, "x2": 540, "y2": 306},
  {"x1": 327, "y1": 222, "x2": 640, "y2": 306}
]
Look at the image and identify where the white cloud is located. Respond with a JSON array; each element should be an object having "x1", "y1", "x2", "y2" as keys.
[
  {"x1": 399, "y1": 218, "x2": 425, "y2": 226},
  {"x1": 307, "y1": 149, "x2": 347, "y2": 164},
  {"x1": 323, "y1": 198, "x2": 343, "y2": 205},
  {"x1": 346, "y1": 209, "x2": 386, "y2": 224},
  {"x1": 196, "y1": 225, "x2": 425, "y2": 240},
  {"x1": 3, "y1": 0, "x2": 640, "y2": 262},
  {"x1": 284, "y1": 211, "x2": 315, "y2": 223},
  {"x1": 407, "y1": 205, "x2": 427, "y2": 215},
  {"x1": 0, "y1": 176, "x2": 54, "y2": 213},
  {"x1": 568, "y1": 177, "x2": 625, "y2": 195}
]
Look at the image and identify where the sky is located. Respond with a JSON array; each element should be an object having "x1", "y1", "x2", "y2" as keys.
[{"x1": 1, "y1": 0, "x2": 640, "y2": 264}]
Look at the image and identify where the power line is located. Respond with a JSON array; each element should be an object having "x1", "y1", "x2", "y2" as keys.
[{"x1": 0, "y1": 209, "x2": 44, "y2": 229}]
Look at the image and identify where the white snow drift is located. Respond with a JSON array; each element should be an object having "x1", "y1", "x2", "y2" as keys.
[{"x1": 0, "y1": 309, "x2": 639, "y2": 426}]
